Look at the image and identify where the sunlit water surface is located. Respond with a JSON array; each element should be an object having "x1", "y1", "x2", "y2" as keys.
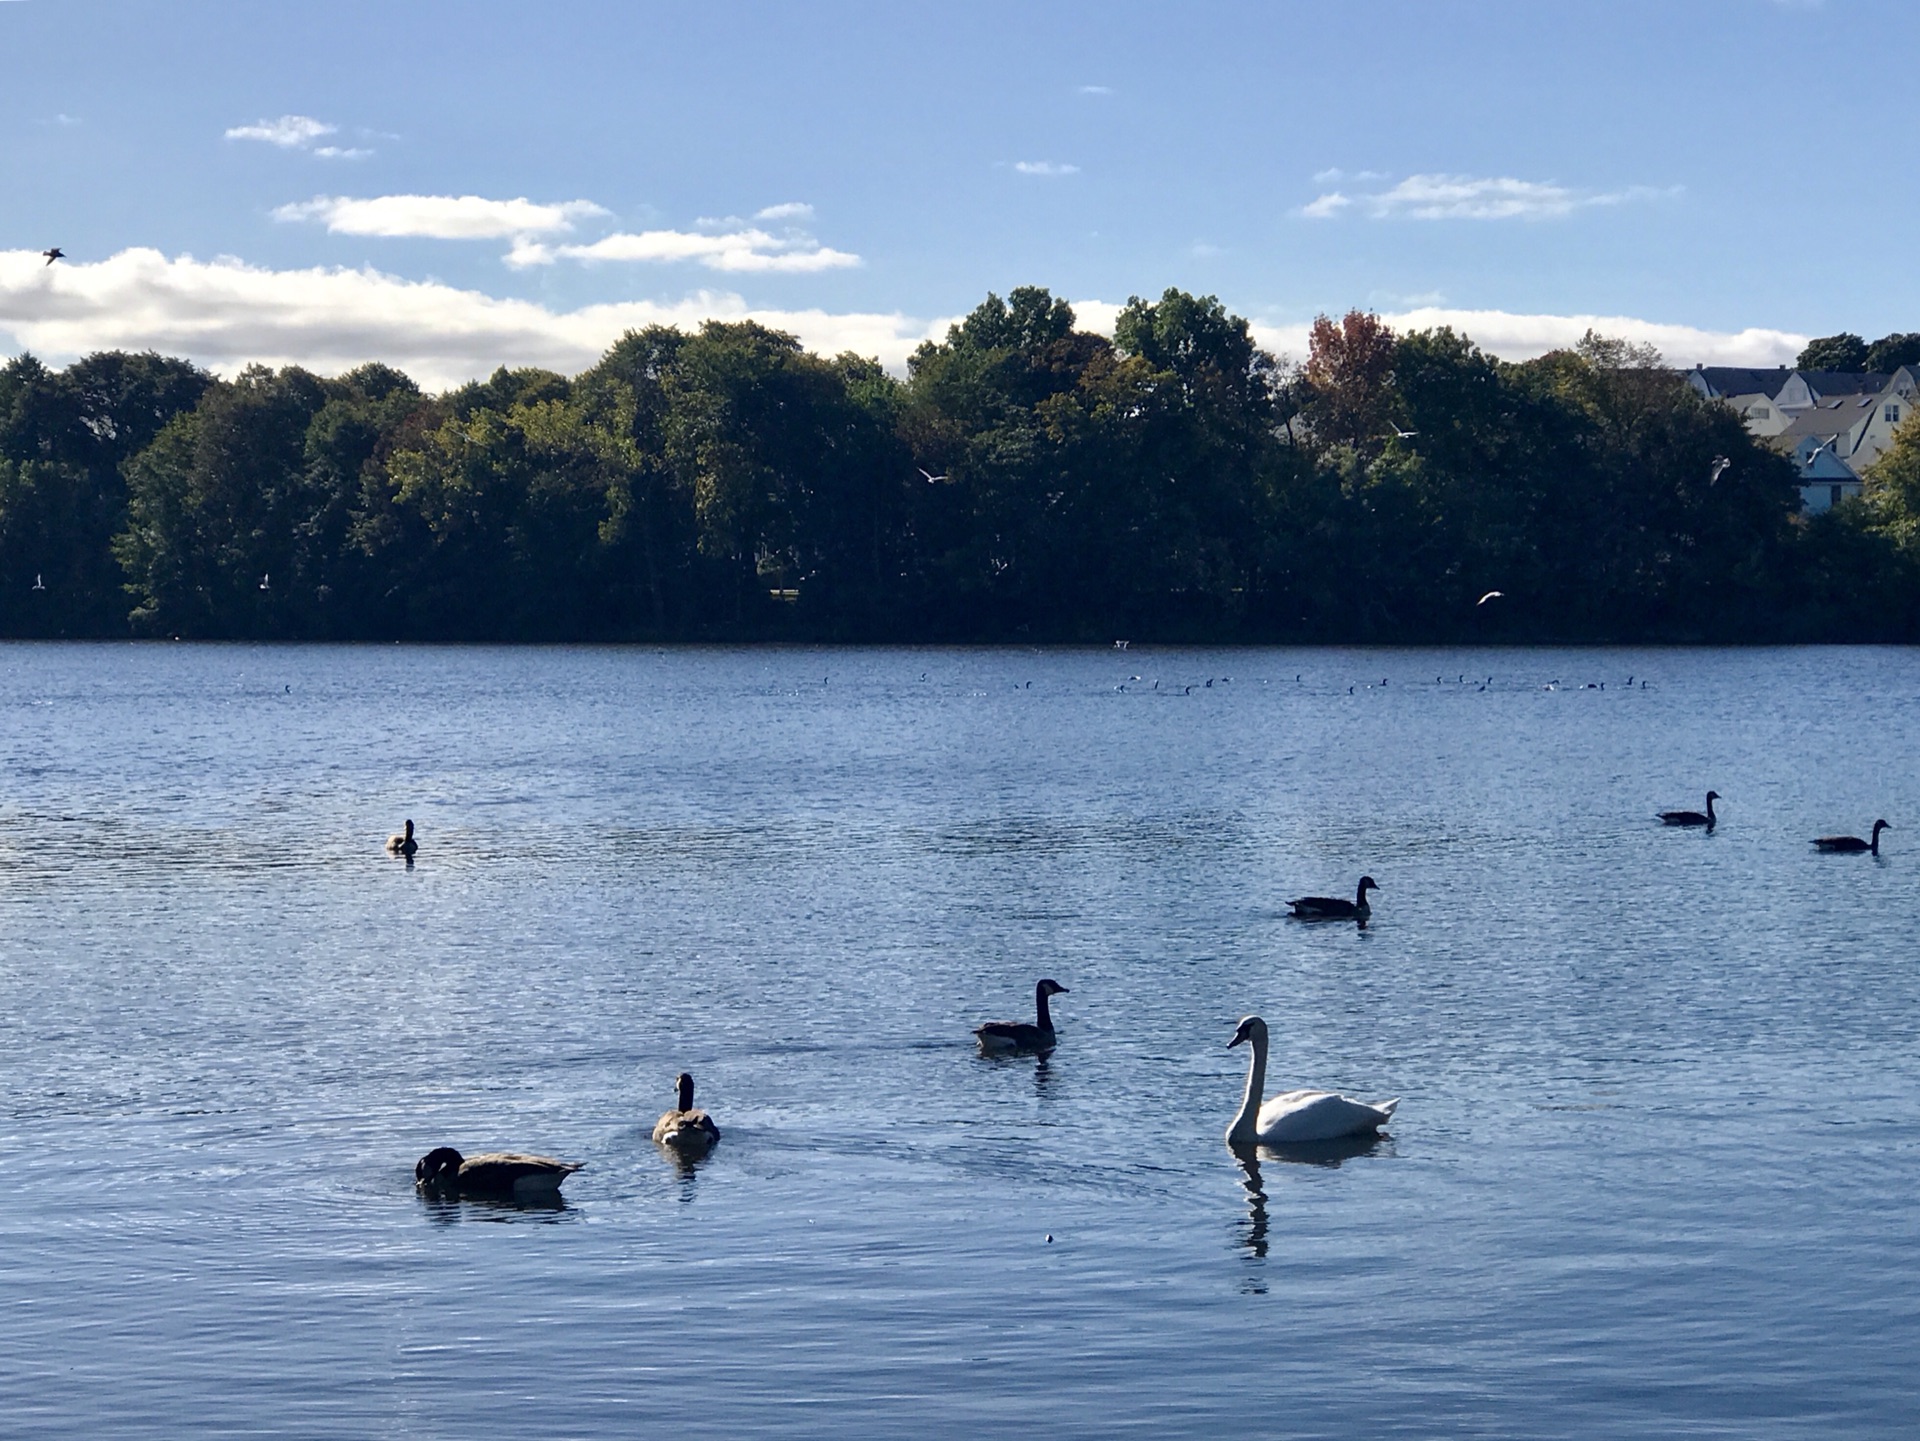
[{"x1": 1, "y1": 644, "x2": 1917, "y2": 1438}]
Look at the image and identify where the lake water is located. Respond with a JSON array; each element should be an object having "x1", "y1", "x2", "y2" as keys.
[{"x1": 0, "y1": 643, "x2": 1916, "y2": 1438}]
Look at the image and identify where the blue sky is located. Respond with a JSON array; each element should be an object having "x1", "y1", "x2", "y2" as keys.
[{"x1": 0, "y1": 0, "x2": 1906, "y2": 386}]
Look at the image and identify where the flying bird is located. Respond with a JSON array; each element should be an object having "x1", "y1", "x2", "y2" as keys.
[
  {"x1": 31, "y1": 574, "x2": 45, "y2": 591},
  {"x1": 41, "y1": 248, "x2": 63, "y2": 266},
  {"x1": 1477, "y1": 590, "x2": 1505, "y2": 606},
  {"x1": 259, "y1": 573, "x2": 271, "y2": 591},
  {"x1": 917, "y1": 467, "x2": 950, "y2": 484},
  {"x1": 1709, "y1": 455, "x2": 1731, "y2": 485}
]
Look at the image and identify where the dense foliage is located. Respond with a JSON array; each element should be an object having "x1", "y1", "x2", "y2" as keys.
[{"x1": 3, "y1": 288, "x2": 1917, "y2": 643}]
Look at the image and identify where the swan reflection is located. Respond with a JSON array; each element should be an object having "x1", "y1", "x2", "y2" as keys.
[
  {"x1": 1232, "y1": 1147, "x2": 1269, "y2": 1261},
  {"x1": 1255, "y1": 1133, "x2": 1388, "y2": 1169}
]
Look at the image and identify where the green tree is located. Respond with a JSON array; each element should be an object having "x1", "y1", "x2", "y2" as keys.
[
  {"x1": 1864, "y1": 332, "x2": 1920, "y2": 374},
  {"x1": 1796, "y1": 333, "x2": 1869, "y2": 371}
]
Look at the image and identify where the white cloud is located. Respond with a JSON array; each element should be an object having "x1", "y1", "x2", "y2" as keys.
[
  {"x1": 1013, "y1": 161, "x2": 1080, "y2": 176},
  {"x1": 0, "y1": 247, "x2": 932, "y2": 390},
  {"x1": 1245, "y1": 307, "x2": 1803, "y2": 369},
  {"x1": 1077, "y1": 85, "x2": 1114, "y2": 95},
  {"x1": 1312, "y1": 167, "x2": 1387, "y2": 184},
  {"x1": 0, "y1": 249, "x2": 1806, "y2": 394},
  {"x1": 1300, "y1": 192, "x2": 1353, "y2": 220},
  {"x1": 310, "y1": 146, "x2": 372, "y2": 161},
  {"x1": 274, "y1": 194, "x2": 608, "y2": 240},
  {"x1": 1302, "y1": 173, "x2": 1675, "y2": 221},
  {"x1": 754, "y1": 201, "x2": 815, "y2": 221},
  {"x1": 226, "y1": 115, "x2": 338, "y2": 148},
  {"x1": 508, "y1": 227, "x2": 861, "y2": 274}
]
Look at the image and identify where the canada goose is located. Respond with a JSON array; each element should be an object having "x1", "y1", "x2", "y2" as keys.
[
  {"x1": 1287, "y1": 876, "x2": 1378, "y2": 921},
  {"x1": 1658, "y1": 791, "x2": 1719, "y2": 828},
  {"x1": 652, "y1": 1072, "x2": 721, "y2": 1153},
  {"x1": 414, "y1": 1147, "x2": 582, "y2": 1199},
  {"x1": 1813, "y1": 819, "x2": 1890, "y2": 855},
  {"x1": 385, "y1": 819, "x2": 417, "y2": 857},
  {"x1": 1226, "y1": 1016, "x2": 1398, "y2": 1146},
  {"x1": 975, "y1": 979, "x2": 1069, "y2": 1053}
]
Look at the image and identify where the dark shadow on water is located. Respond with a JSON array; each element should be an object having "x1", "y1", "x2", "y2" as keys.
[{"x1": 416, "y1": 1190, "x2": 574, "y2": 1226}]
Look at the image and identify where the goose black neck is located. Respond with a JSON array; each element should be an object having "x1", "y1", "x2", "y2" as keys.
[
  {"x1": 1034, "y1": 983, "x2": 1054, "y2": 1031},
  {"x1": 676, "y1": 1073, "x2": 694, "y2": 1111}
]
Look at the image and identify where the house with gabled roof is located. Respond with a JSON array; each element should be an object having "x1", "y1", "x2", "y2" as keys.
[
  {"x1": 1787, "y1": 436, "x2": 1866, "y2": 513},
  {"x1": 1686, "y1": 365, "x2": 1794, "y2": 435}
]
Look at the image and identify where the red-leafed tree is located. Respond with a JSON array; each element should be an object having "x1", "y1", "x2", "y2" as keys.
[{"x1": 1303, "y1": 310, "x2": 1397, "y2": 450}]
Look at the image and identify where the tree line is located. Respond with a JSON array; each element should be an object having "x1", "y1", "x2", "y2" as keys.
[{"x1": 4, "y1": 287, "x2": 1920, "y2": 644}]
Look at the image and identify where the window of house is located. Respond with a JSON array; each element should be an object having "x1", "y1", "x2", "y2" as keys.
[
  {"x1": 1832, "y1": 485, "x2": 1845, "y2": 507},
  {"x1": 1887, "y1": 404, "x2": 1901, "y2": 423}
]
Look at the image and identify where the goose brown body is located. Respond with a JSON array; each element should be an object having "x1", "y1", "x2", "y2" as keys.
[
  {"x1": 653, "y1": 1072, "x2": 721, "y2": 1152},
  {"x1": 1813, "y1": 819, "x2": 1890, "y2": 854},
  {"x1": 1287, "y1": 876, "x2": 1378, "y2": 921},
  {"x1": 414, "y1": 1146, "x2": 581, "y2": 1198},
  {"x1": 385, "y1": 819, "x2": 418, "y2": 857},
  {"x1": 1658, "y1": 791, "x2": 1719, "y2": 828},
  {"x1": 974, "y1": 979, "x2": 1069, "y2": 1053}
]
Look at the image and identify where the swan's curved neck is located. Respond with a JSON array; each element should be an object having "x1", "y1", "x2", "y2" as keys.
[
  {"x1": 1034, "y1": 985, "x2": 1055, "y2": 1031},
  {"x1": 1227, "y1": 1030, "x2": 1268, "y2": 1147}
]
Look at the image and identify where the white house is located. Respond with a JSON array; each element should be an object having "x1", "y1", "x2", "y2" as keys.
[{"x1": 1790, "y1": 437, "x2": 1866, "y2": 513}]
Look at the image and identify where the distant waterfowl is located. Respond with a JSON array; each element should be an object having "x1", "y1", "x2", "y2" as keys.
[
  {"x1": 1710, "y1": 455, "x2": 1731, "y2": 485},
  {"x1": 1813, "y1": 819, "x2": 1890, "y2": 855},
  {"x1": 652, "y1": 1072, "x2": 721, "y2": 1153},
  {"x1": 975, "y1": 978, "x2": 1069, "y2": 1053},
  {"x1": 917, "y1": 467, "x2": 950, "y2": 484},
  {"x1": 385, "y1": 819, "x2": 417, "y2": 857},
  {"x1": 31, "y1": 573, "x2": 44, "y2": 591},
  {"x1": 1287, "y1": 876, "x2": 1378, "y2": 921},
  {"x1": 1225, "y1": 1016, "x2": 1398, "y2": 1146},
  {"x1": 414, "y1": 1147, "x2": 582, "y2": 1199},
  {"x1": 1477, "y1": 590, "x2": 1504, "y2": 605},
  {"x1": 1658, "y1": 791, "x2": 1719, "y2": 829}
]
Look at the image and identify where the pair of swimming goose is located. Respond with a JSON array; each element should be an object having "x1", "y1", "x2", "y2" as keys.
[
  {"x1": 415, "y1": 1073, "x2": 719, "y2": 1199},
  {"x1": 1660, "y1": 793, "x2": 1895, "y2": 854}
]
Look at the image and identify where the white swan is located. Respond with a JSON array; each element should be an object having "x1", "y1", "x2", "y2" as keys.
[{"x1": 1225, "y1": 1016, "x2": 1397, "y2": 1146}]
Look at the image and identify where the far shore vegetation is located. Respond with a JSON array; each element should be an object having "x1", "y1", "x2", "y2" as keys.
[{"x1": 5, "y1": 289, "x2": 1920, "y2": 644}]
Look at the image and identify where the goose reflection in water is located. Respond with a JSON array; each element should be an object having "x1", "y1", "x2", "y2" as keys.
[{"x1": 417, "y1": 1189, "x2": 572, "y2": 1226}]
